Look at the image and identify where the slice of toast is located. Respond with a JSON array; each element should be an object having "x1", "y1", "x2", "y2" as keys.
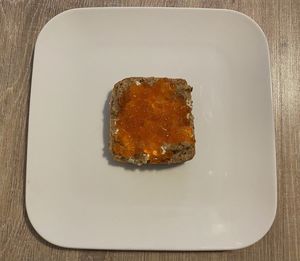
[{"x1": 109, "y1": 77, "x2": 195, "y2": 165}]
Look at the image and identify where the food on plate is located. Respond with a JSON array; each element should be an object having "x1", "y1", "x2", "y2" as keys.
[{"x1": 109, "y1": 77, "x2": 195, "y2": 165}]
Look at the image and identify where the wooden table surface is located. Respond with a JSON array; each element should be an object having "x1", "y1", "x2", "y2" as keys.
[{"x1": 0, "y1": 0, "x2": 299, "y2": 260}]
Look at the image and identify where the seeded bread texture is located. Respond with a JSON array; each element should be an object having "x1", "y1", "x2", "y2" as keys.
[{"x1": 109, "y1": 77, "x2": 195, "y2": 165}]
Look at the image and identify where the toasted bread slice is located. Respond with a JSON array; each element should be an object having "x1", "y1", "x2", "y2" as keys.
[{"x1": 109, "y1": 77, "x2": 195, "y2": 165}]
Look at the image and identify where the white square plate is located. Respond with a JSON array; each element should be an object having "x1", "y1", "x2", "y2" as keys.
[{"x1": 26, "y1": 7, "x2": 277, "y2": 250}]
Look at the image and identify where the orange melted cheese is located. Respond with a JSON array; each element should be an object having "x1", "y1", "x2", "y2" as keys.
[{"x1": 112, "y1": 78, "x2": 195, "y2": 163}]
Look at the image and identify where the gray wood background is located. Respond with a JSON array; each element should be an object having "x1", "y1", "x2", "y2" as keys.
[{"x1": 0, "y1": 0, "x2": 299, "y2": 260}]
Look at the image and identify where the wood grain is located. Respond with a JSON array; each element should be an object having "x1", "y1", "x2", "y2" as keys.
[{"x1": 0, "y1": 0, "x2": 299, "y2": 260}]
